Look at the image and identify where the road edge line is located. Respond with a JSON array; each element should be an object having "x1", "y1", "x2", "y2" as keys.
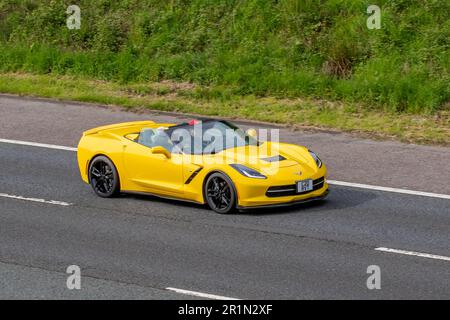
[
  {"x1": 328, "y1": 180, "x2": 450, "y2": 200},
  {"x1": 0, "y1": 138, "x2": 77, "y2": 152},
  {"x1": 1, "y1": 138, "x2": 449, "y2": 200},
  {"x1": 375, "y1": 247, "x2": 450, "y2": 262},
  {"x1": 0, "y1": 193, "x2": 72, "y2": 206},
  {"x1": 165, "y1": 287, "x2": 240, "y2": 300}
]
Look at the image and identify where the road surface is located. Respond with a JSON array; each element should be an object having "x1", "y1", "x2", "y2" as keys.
[{"x1": 0, "y1": 95, "x2": 449, "y2": 299}]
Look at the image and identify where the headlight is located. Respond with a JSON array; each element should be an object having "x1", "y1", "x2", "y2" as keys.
[
  {"x1": 230, "y1": 164, "x2": 267, "y2": 179},
  {"x1": 309, "y1": 150, "x2": 322, "y2": 168}
]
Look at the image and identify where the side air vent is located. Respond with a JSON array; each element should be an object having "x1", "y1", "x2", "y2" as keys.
[{"x1": 184, "y1": 168, "x2": 203, "y2": 184}]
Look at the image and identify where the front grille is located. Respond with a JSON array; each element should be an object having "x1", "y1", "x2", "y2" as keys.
[{"x1": 266, "y1": 176, "x2": 325, "y2": 197}]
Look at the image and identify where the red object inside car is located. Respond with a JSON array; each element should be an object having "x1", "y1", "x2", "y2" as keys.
[{"x1": 188, "y1": 119, "x2": 200, "y2": 125}]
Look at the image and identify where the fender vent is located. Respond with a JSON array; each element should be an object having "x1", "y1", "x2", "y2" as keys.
[{"x1": 185, "y1": 168, "x2": 203, "y2": 184}]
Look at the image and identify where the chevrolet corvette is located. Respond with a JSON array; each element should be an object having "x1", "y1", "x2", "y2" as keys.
[{"x1": 77, "y1": 119, "x2": 328, "y2": 213}]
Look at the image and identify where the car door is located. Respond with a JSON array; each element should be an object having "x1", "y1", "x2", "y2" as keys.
[{"x1": 122, "y1": 137, "x2": 184, "y2": 197}]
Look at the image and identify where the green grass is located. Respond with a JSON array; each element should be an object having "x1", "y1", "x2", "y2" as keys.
[
  {"x1": 0, "y1": 1, "x2": 448, "y2": 144},
  {"x1": 1, "y1": 73, "x2": 448, "y2": 145},
  {"x1": 0, "y1": 0, "x2": 449, "y2": 114}
]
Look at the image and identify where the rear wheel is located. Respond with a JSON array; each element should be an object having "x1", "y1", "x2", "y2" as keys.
[
  {"x1": 89, "y1": 156, "x2": 120, "y2": 198},
  {"x1": 204, "y1": 172, "x2": 236, "y2": 214}
]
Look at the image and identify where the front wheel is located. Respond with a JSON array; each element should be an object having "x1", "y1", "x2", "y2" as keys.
[
  {"x1": 89, "y1": 156, "x2": 120, "y2": 198},
  {"x1": 204, "y1": 172, "x2": 236, "y2": 214}
]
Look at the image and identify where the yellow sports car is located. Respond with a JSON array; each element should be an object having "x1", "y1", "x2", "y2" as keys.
[{"x1": 77, "y1": 119, "x2": 328, "y2": 213}]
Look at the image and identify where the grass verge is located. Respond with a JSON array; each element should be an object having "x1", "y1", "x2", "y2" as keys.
[{"x1": 0, "y1": 73, "x2": 448, "y2": 146}]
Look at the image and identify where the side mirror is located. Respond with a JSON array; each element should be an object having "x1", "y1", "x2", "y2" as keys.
[
  {"x1": 152, "y1": 146, "x2": 171, "y2": 159},
  {"x1": 246, "y1": 128, "x2": 258, "y2": 139}
]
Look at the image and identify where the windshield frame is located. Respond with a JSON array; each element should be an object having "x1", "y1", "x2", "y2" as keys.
[{"x1": 165, "y1": 120, "x2": 260, "y2": 155}]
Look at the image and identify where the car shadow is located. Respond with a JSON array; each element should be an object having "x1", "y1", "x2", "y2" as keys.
[
  {"x1": 122, "y1": 192, "x2": 210, "y2": 211},
  {"x1": 239, "y1": 187, "x2": 378, "y2": 216},
  {"x1": 119, "y1": 186, "x2": 378, "y2": 216}
]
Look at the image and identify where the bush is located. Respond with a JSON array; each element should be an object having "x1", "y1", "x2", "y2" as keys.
[{"x1": 0, "y1": 0, "x2": 448, "y2": 113}]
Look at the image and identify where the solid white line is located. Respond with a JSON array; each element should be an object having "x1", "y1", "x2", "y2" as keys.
[
  {"x1": 327, "y1": 180, "x2": 450, "y2": 200},
  {"x1": 165, "y1": 287, "x2": 240, "y2": 300},
  {"x1": 0, "y1": 138, "x2": 77, "y2": 152},
  {"x1": 1, "y1": 138, "x2": 449, "y2": 200},
  {"x1": 0, "y1": 193, "x2": 72, "y2": 206},
  {"x1": 375, "y1": 247, "x2": 450, "y2": 262}
]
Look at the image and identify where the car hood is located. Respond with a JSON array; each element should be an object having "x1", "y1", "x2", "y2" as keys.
[{"x1": 199, "y1": 142, "x2": 318, "y2": 175}]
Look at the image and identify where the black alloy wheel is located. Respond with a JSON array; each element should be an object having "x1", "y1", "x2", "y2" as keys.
[
  {"x1": 89, "y1": 156, "x2": 120, "y2": 198},
  {"x1": 205, "y1": 172, "x2": 236, "y2": 214}
]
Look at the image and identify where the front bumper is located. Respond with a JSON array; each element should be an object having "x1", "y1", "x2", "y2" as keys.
[
  {"x1": 237, "y1": 188, "x2": 329, "y2": 210},
  {"x1": 235, "y1": 175, "x2": 329, "y2": 209},
  {"x1": 231, "y1": 163, "x2": 328, "y2": 209}
]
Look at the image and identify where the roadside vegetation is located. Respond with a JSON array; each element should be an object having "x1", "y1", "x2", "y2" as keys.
[
  {"x1": 0, "y1": 0, "x2": 448, "y2": 144},
  {"x1": 1, "y1": 73, "x2": 448, "y2": 145}
]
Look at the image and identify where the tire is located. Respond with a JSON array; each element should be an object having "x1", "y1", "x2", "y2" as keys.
[
  {"x1": 204, "y1": 172, "x2": 236, "y2": 214},
  {"x1": 88, "y1": 156, "x2": 120, "y2": 198}
]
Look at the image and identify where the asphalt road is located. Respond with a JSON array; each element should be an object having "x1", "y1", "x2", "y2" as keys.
[{"x1": 0, "y1": 95, "x2": 449, "y2": 299}]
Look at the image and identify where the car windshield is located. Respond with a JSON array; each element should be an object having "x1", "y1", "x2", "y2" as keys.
[{"x1": 165, "y1": 120, "x2": 259, "y2": 155}]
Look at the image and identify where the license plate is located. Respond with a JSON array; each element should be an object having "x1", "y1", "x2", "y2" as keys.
[{"x1": 296, "y1": 179, "x2": 313, "y2": 193}]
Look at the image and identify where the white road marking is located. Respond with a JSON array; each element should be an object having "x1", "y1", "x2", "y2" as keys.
[
  {"x1": 0, "y1": 193, "x2": 72, "y2": 206},
  {"x1": 375, "y1": 247, "x2": 450, "y2": 262},
  {"x1": 0, "y1": 138, "x2": 77, "y2": 152},
  {"x1": 1, "y1": 138, "x2": 449, "y2": 200},
  {"x1": 165, "y1": 287, "x2": 240, "y2": 300},
  {"x1": 327, "y1": 180, "x2": 450, "y2": 200}
]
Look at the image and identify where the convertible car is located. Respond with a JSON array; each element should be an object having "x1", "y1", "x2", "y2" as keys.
[{"x1": 77, "y1": 119, "x2": 328, "y2": 213}]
